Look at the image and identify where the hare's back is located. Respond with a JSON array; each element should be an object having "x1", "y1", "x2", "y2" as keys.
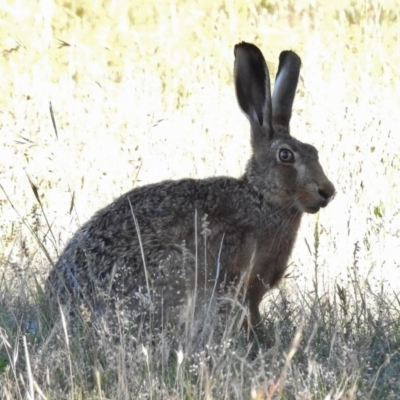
[{"x1": 48, "y1": 176, "x2": 259, "y2": 301}]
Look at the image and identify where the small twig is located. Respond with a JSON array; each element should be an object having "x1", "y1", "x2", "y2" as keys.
[
  {"x1": 206, "y1": 232, "x2": 225, "y2": 320},
  {"x1": 49, "y1": 101, "x2": 58, "y2": 140},
  {"x1": 25, "y1": 171, "x2": 58, "y2": 255},
  {"x1": 56, "y1": 38, "x2": 71, "y2": 49}
]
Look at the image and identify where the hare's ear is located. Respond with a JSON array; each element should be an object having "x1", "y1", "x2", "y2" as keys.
[
  {"x1": 234, "y1": 42, "x2": 273, "y2": 138},
  {"x1": 272, "y1": 50, "x2": 301, "y2": 129}
]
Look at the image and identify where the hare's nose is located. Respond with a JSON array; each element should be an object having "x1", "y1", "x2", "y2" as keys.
[{"x1": 318, "y1": 180, "x2": 335, "y2": 202}]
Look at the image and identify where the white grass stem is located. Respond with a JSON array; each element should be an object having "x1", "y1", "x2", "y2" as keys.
[
  {"x1": 128, "y1": 197, "x2": 152, "y2": 304},
  {"x1": 22, "y1": 335, "x2": 34, "y2": 400},
  {"x1": 59, "y1": 305, "x2": 75, "y2": 397}
]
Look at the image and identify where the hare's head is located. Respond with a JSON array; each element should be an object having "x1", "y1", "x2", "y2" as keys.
[{"x1": 234, "y1": 42, "x2": 335, "y2": 214}]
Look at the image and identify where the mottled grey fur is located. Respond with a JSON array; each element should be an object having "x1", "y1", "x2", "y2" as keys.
[{"x1": 47, "y1": 42, "x2": 335, "y2": 339}]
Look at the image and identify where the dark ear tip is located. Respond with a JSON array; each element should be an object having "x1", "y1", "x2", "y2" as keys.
[
  {"x1": 279, "y1": 50, "x2": 302, "y2": 68},
  {"x1": 234, "y1": 42, "x2": 263, "y2": 58},
  {"x1": 234, "y1": 41, "x2": 253, "y2": 51}
]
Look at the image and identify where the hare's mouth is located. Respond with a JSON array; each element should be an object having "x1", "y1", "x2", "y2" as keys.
[
  {"x1": 304, "y1": 197, "x2": 332, "y2": 213},
  {"x1": 304, "y1": 206, "x2": 320, "y2": 214}
]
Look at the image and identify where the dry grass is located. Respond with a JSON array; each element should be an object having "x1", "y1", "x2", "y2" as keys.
[{"x1": 0, "y1": 0, "x2": 400, "y2": 398}]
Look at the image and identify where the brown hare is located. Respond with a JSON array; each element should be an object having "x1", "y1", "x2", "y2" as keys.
[{"x1": 47, "y1": 42, "x2": 335, "y2": 340}]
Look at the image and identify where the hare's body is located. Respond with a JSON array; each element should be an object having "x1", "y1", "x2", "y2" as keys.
[
  {"x1": 47, "y1": 43, "x2": 335, "y2": 336},
  {"x1": 50, "y1": 176, "x2": 300, "y2": 328}
]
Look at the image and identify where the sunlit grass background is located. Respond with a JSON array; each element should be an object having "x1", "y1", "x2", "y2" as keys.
[{"x1": 0, "y1": 0, "x2": 400, "y2": 398}]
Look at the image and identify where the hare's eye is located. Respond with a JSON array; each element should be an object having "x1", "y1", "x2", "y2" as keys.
[{"x1": 279, "y1": 148, "x2": 295, "y2": 163}]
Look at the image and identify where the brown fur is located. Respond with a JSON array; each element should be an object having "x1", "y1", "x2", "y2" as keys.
[{"x1": 46, "y1": 43, "x2": 335, "y2": 339}]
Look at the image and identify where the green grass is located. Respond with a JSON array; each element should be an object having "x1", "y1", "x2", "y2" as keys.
[{"x1": 1, "y1": 0, "x2": 400, "y2": 398}]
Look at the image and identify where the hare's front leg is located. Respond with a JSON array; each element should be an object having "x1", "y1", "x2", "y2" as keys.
[{"x1": 243, "y1": 278, "x2": 272, "y2": 347}]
